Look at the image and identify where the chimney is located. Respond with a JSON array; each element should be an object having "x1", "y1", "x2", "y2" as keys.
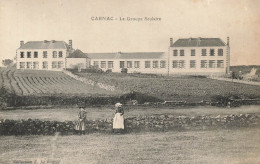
[
  {"x1": 69, "y1": 40, "x2": 72, "y2": 50},
  {"x1": 227, "y1": 37, "x2": 229, "y2": 46},
  {"x1": 170, "y1": 38, "x2": 173, "y2": 47},
  {"x1": 20, "y1": 40, "x2": 24, "y2": 47}
]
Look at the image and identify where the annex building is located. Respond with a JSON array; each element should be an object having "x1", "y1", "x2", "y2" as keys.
[{"x1": 16, "y1": 37, "x2": 230, "y2": 76}]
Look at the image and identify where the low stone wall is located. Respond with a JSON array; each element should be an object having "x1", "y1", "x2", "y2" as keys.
[{"x1": 0, "y1": 114, "x2": 259, "y2": 135}]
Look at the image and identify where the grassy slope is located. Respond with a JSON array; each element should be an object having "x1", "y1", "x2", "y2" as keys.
[
  {"x1": 76, "y1": 72, "x2": 260, "y2": 102},
  {"x1": 0, "y1": 128, "x2": 259, "y2": 163}
]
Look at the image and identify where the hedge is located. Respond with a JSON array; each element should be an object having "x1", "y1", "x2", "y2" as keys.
[{"x1": 0, "y1": 114, "x2": 259, "y2": 135}]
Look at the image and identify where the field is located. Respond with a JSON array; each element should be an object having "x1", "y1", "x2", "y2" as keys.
[
  {"x1": 75, "y1": 72, "x2": 260, "y2": 102},
  {"x1": 1, "y1": 68, "x2": 260, "y2": 104},
  {"x1": 0, "y1": 68, "x2": 122, "y2": 96},
  {"x1": 0, "y1": 128, "x2": 259, "y2": 164}
]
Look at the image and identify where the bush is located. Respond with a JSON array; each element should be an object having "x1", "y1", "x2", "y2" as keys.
[{"x1": 121, "y1": 68, "x2": 128, "y2": 73}]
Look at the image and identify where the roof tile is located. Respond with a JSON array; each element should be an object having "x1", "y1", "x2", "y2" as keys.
[{"x1": 172, "y1": 38, "x2": 226, "y2": 47}]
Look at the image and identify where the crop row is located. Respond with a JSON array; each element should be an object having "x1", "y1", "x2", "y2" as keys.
[{"x1": 0, "y1": 69, "x2": 119, "y2": 96}]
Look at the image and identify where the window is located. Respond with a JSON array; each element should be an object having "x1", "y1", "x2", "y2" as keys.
[
  {"x1": 59, "y1": 51, "x2": 63, "y2": 58},
  {"x1": 27, "y1": 52, "x2": 31, "y2": 58},
  {"x1": 179, "y1": 60, "x2": 185, "y2": 68},
  {"x1": 145, "y1": 61, "x2": 150, "y2": 68},
  {"x1": 20, "y1": 62, "x2": 25, "y2": 69},
  {"x1": 42, "y1": 61, "x2": 48, "y2": 69},
  {"x1": 53, "y1": 51, "x2": 57, "y2": 58},
  {"x1": 101, "y1": 61, "x2": 106, "y2": 68},
  {"x1": 172, "y1": 60, "x2": 178, "y2": 68},
  {"x1": 180, "y1": 50, "x2": 184, "y2": 56},
  {"x1": 127, "y1": 61, "x2": 132, "y2": 68},
  {"x1": 108, "y1": 61, "x2": 114, "y2": 69},
  {"x1": 52, "y1": 61, "x2": 57, "y2": 68},
  {"x1": 43, "y1": 51, "x2": 48, "y2": 58},
  {"x1": 173, "y1": 50, "x2": 178, "y2": 56},
  {"x1": 34, "y1": 52, "x2": 38, "y2": 58},
  {"x1": 93, "y1": 61, "x2": 99, "y2": 67},
  {"x1": 209, "y1": 60, "x2": 215, "y2": 68},
  {"x1": 201, "y1": 49, "x2": 206, "y2": 56},
  {"x1": 190, "y1": 60, "x2": 196, "y2": 68},
  {"x1": 191, "y1": 49, "x2": 195, "y2": 56},
  {"x1": 120, "y1": 61, "x2": 125, "y2": 68},
  {"x1": 58, "y1": 61, "x2": 64, "y2": 68},
  {"x1": 217, "y1": 60, "x2": 224, "y2": 68},
  {"x1": 201, "y1": 60, "x2": 207, "y2": 68},
  {"x1": 20, "y1": 52, "x2": 24, "y2": 58},
  {"x1": 160, "y1": 60, "x2": 166, "y2": 68},
  {"x1": 210, "y1": 49, "x2": 215, "y2": 56},
  {"x1": 153, "y1": 61, "x2": 158, "y2": 68},
  {"x1": 134, "y1": 61, "x2": 140, "y2": 68},
  {"x1": 26, "y1": 62, "x2": 32, "y2": 69},
  {"x1": 218, "y1": 49, "x2": 223, "y2": 56},
  {"x1": 33, "y1": 62, "x2": 39, "y2": 69}
]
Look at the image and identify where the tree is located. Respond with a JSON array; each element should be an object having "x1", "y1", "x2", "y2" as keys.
[{"x1": 2, "y1": 59, "x2": 13, "y2": 67}]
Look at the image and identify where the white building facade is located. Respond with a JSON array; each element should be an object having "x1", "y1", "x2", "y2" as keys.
[
  {"x1": 168, "y1": 37, "x2": 230, "y2": 76},
  {"x1": 87, "y1": 52, "x2": 168, "y2": 74},
  {"x1": 16, "y1": 40, "x2": 73, "y2": 71},
  {"x1": 16, "y1": 37, "x2": 230, "y2": 76}
]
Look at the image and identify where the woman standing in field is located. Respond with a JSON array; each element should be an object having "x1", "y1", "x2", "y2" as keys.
[
  {"x1": 113, "y1": 102, "x2": 125, "y2": 133},
  {"x1": 75, "y1": 107, "x2": 87, "y2": 135}
]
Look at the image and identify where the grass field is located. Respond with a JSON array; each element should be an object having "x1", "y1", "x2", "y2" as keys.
[
  {"x1": 1, "y1": 105, "x2": 260, "y2": 121},
  {"x1": 0, "y1": 68, "x2": 121, "y2": 96},
  {"x1": 75, "y1": 72, "x2": 260, "y2": 102},
  {"x1": 0, "y1": 128, "x2": 259, "y2": 164}
]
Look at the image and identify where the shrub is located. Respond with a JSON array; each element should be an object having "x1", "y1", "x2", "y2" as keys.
[{"x1": 121, "y1": 68, "x2": 128, "y2": 73}]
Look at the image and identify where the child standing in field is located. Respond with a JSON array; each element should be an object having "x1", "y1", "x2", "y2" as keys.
[
  {"x1": 113, "y1": 103, "x2": 124, "y2": 133},
  {"x1": 75, "y1": 107, "x2": 87, "y2": 135}
]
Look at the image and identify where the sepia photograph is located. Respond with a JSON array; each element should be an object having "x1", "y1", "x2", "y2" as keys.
[{"x1": 0, "y1": 0, "x2": 260, "y2": 163}]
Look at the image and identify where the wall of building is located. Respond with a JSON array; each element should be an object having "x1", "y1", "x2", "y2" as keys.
[
  {"x1": 16, "y1": 49, "x2": 68, "y2": 71},
  {"x1": 90, "y1": 57, "x2": 169, "y2": 74},
  {"x1": 168, "y1": 46, "x2": 228, "y2": 76}
]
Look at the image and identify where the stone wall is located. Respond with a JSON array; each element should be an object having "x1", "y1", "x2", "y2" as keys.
[{"x1": 0, "y1": 114, "x2": 259, "y2": 135}]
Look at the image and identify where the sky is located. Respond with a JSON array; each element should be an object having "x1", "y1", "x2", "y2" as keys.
[{"x1": 0, "y1": 0, "x2": 259, "y2": 66}]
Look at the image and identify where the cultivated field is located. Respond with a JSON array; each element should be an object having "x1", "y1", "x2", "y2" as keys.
[
  {"x1": 76, "y1": 72, "x2": 260, "y2": 102},
  {"x1": 0, "y1": 68, "x2": 122, "y2": 96},
  {"x1": 0, "y1": 128, "x2": 259, "y2": 164}
]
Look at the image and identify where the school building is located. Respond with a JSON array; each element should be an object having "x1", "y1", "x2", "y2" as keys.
[{"x1": 16, "y1": 37, "x2": 230, "y2": 76}]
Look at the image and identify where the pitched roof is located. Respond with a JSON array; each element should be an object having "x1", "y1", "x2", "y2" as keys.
[
  {"x1": 18, "y1": 40, "x2": 69, "y2": 49},
  {"x1": 67, "y1": 49, "x2": 88, "y2": 58},
  {"x1": 172, "y1": 38, "x2": 226, "y2": 47},
  {"x1": 86, "y1": 52, "x2": 165, "y2": 59}
]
